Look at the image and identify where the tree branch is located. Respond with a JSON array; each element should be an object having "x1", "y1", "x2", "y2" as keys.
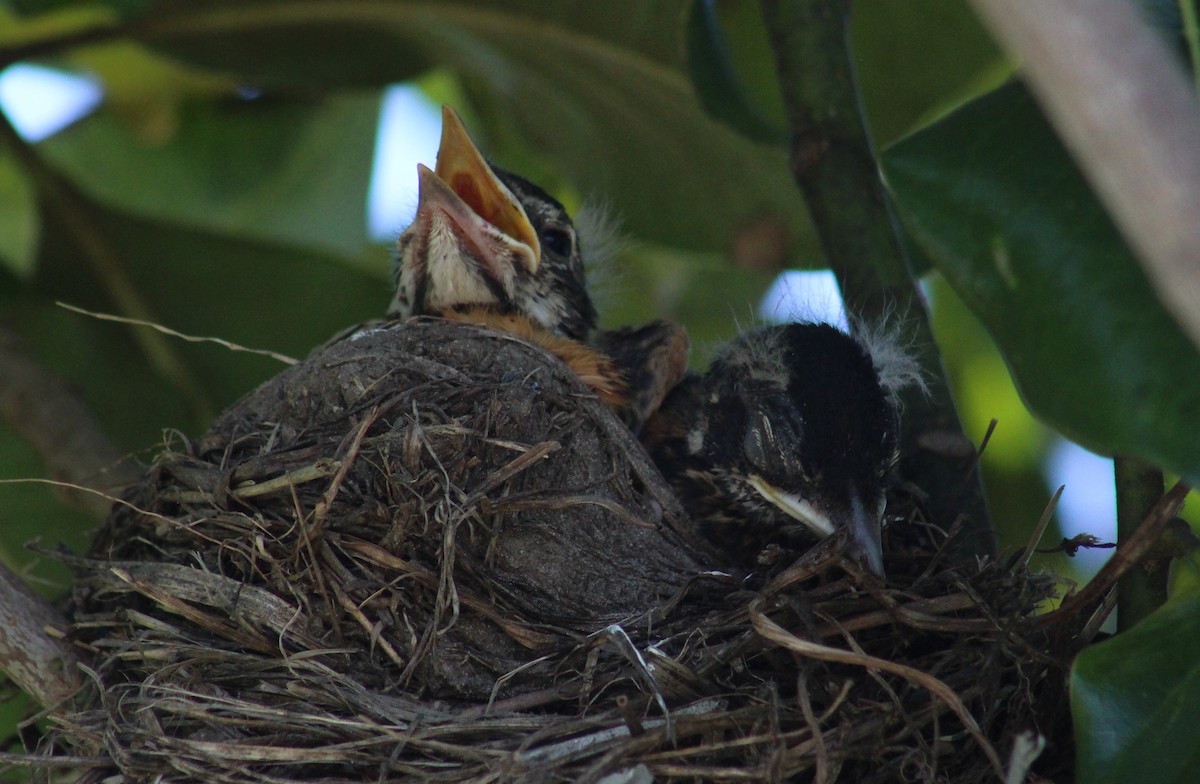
[
  {"x1": 968, "y1": 0, "x2": 1200, "y2": 355},
  {"x1": 759, "y1": 0, "x2": 993, "y2": 557},
  {"x1": 1114, "y1": 456, "x2": 1167, "y2": 631},
  {"x1": 0, "y1": 563, "x2": 81, "y2": 711}
]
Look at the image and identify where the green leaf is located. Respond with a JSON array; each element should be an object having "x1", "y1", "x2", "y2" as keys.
[
  {"x1": 123, "y1": 0, "x2": 817, "y2": 259},
  {"x1": 884, "y1": 81, "x2": 1200, "y2": 486},
  {"x1": 40, "y1": 90, "x2": 381, "y2": 258},
  {"x1": 1071, "y1": 589, "x2": 1200, "y2": 784},
  {"x1": 0, "y1": 151, "x2": 39, "y2": 276},
  {"x1": 850, "y1": 1, "x2": 1010, "y2": 143},
  {"x1": 684, "y1": 0, "x2": 786, "y2": 144}
]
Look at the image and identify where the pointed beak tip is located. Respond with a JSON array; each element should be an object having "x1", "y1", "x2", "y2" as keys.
[
  {"x1": 845, "y1": 494, "x2": 886, "y2": 579},
  {"x1": 428, "y1": 108, "x2": 540, "y2": 270}
]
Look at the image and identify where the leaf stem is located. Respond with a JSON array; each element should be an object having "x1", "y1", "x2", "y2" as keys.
[
  {"x1": 758, "y1": 0, "x2": 993, "y2": 557},
  {"x1": 1114, "y1": 456, "x2": 1168, "y2": 631}
]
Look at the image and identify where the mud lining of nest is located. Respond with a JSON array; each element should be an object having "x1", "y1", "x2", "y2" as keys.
[{"x1": 37, "y1": 320, "x2": 1083, "y2": 782}]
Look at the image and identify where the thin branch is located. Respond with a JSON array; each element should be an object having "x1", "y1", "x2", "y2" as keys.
[
  {"x1": 758, "y1": 0, "x2": 993, "y2": 557},
  {"x1": 968, "y1": 0, "x2": 1200, "y2": 355},
  {"x1": 58, "y1": 302, "x2": 298, "y2": 366},
  {"x1": 0, "y1": 563, "x2": 82, "y2": 711}
]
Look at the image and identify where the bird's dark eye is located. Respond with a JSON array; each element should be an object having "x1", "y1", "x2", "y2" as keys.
[{"x1": 540, "y1": 226, "x2": 573, "y2": 257}]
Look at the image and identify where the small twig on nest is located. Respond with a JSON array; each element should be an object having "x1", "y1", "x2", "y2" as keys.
[
  {"x1": 1039, "y1": 480, "x2": 1190, "y2": 627},
  {"x1": 1022, "y1": 485, "x2": 1065, "y2": 567},
  {"x1": 312, "y1": 407, "x2": 380, "y2": 534},
  {"x1": 333, "y1": 581, "x2": 408, "y2": 670},
  {"x1": 222, "y1": 458, "x2": 341, "y2": 500},
  {"x1": 750, "y1": 603, "x2": 1006, "y2": 780},
  {"x1": 592, "y1": 625, "x2": 674, "y2": 739},
  {"x1": 464, "y1": 440, "x2": 561, "y2": 504}
]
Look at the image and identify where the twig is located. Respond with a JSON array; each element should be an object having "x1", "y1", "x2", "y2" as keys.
[
  {"x1": 750, "y1": 604, "x2": 1005, "y2": 780},
  {"x1": 1022, "y1": 485, "x2": 1064, "y2": 567},
  {"x1": 1040, "y1": 480, "x2": 1189, "y2": 627},
  {"x1": 968, "y1": 0, "x2": 1200, "y2": 354},
  {"x1": 57, "y1": 302, "x2": 298, "y2": 366},
  {"x1": 758, "y1": 0, "x2": 993, "y2": 558}
]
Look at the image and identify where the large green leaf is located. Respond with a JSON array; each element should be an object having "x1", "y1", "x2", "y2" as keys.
[
  {"x1": 684, "y1": 0, "x2": 786, "y2": 145},
  {"x1": 114, "y1": 0, "x2": 816, "y2": 258},
  {"x1": 1071, "y1": 588, "x2": 1200, "y2": 784},
  {"x1": 40, "y1": 90, "x2": 381, "y2": 258},
  {"x1": 884, "y1": 81, "x2": 1200, "y2": 486}
]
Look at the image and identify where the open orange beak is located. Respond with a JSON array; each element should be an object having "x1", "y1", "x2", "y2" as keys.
[{"x1": 426, "y1": 105, "x2": 540, "y2": 272}]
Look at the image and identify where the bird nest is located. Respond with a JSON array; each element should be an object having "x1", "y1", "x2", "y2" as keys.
[{"x1": 40, "y1": 320, "x2": 1082, "y2": 782}]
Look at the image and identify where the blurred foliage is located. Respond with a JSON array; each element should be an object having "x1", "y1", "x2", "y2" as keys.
[
  {"x1": 886, "y1": 81, "x2": 1200, "y2": 491},
  {"x1": 1, "y1": 2, "x2": 1198, "y2": 775}
]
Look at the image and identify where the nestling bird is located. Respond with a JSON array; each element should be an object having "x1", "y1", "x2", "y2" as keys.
[
  {"x1": 388, "y1": 107, "x2": 594, "y2": 342},
  {"x1": 388, "y1": 106, "x2": 686, "y2": 426},
  {"x1": 645, "y1": 322, "x2": 921, "y2": 577}
]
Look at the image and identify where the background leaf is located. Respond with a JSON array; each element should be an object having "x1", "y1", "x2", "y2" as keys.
[
  {"x1": 40, "y1": 90, "x2": 382, "y2": 257},
  {"x1": 122, "y1": 0, "x2": 817, "y2": 258},
  {"x1": 684, "y1": 0, "x2": 786, "y2": 144},
  {"x1": 884, "y1": 81, "x2": 1200, "y2": 486},
  {"x1": 27, "y1": 201, "x2": 390, "y2": 433},
  {"x1": 850, "y1": 1, "x2": 1010, "y2": 144}
]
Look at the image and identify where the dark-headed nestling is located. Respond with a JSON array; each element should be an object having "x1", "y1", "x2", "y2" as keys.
[
  {"x1": 646, "y1": 322, "x2": 922, "y2": 577},
  {"x1": 387, "y1": 106, "x2": 686, "y2": 425}
]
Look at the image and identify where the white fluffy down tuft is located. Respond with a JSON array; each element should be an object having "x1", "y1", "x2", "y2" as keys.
[
  {"x1": 573, "y1": 199, "x2": 625, "y2": 309},
  {"x1": 851, "y1": 316, "x2": 929, "y2": 401}
]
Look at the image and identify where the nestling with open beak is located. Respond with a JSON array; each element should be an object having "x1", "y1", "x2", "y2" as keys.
[
  {"x1": 645, "y1": 322, "x2": 922, "y2": 578},
  {"x1": 388, "y1": 106, "x2": 687, "y2": 427}
]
